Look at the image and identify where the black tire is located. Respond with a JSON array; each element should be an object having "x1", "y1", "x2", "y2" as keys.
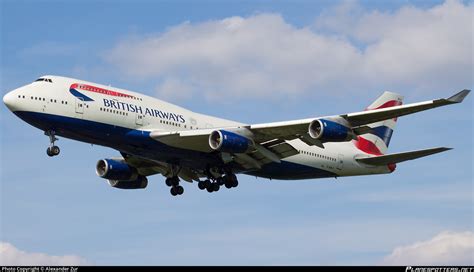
[
  {"x1": 171, "y1": 177, "x2": 180, "y2": 186},
  {"x1": 206, "y1": 186, "x2": 214, "y2": 193},
  {"x1": 213, "y1": 183, "x2": 220, "y2": 192},
  {"x1": 204, "y1": 179, "x2": 211, "y2": 189},
  {"x1": 198, "y1": 181, "x2": 206, "y2": 190},
  {"x1": 170, "y1": 187, "x2": 178, "y2": 196},
  {"x1": 177, "y1": 186, "x2": 184, "y2": 195},
  {"x1": 216, "y1": 177, "x2": 224, "y2": 185},
  {"x1": 232, "y1": 179, "x2": 239, "y2": 188},
  {"x1": 225, "y1": 182, "x2": 232, "y2": 189},
  {"x1": 51, "y1": 146, "x2": 60, "y2": 155},
  {"x1": 46, "y1": 148, "x2": 54, "y2": 157},
  {"x1": 165, "y1": 178, "x2": 173, "y2": 187}
]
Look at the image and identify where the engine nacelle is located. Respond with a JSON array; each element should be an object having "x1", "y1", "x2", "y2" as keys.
[
  {"x1": 308, "y1": 118, "x2": 352, "y2": 142},
  {"x1": 209, "y1": 130, "x2": 252, "y2": 153},
  {"x1": 96, "y1": 159, "x2": 137, "y2": 181},
  {"x1": 108, "y1": 176, "x2": 148, "y2": 189}
]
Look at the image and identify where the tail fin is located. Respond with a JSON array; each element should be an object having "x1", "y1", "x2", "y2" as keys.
[{"x1": 354, "y1": 91, "x2": 404, "y2": 155}]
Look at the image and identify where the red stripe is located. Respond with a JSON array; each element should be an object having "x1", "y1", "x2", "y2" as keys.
[
  {"x1": 367, "y1": 100, "x2": 402, "y2": 111},
  {"x1": 354, "y1": 136, "x2": 383, "y2": 155},
  {"x1": 70, "y1": 83, "x2": 135, "y2": 99}
]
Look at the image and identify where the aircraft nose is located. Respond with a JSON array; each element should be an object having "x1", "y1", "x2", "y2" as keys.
[{"x1": 3, "y1": 91, "x2": 15, "y2": 111}]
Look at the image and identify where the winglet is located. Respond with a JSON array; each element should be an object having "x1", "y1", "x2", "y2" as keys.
[{"x1": 447, "y1": 89, "x2": 471, "y2": 103}]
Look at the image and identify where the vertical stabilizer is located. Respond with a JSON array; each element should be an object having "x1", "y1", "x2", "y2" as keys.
[{"x1": 354, "y1": 91, "x2": 404, "y2": 155}]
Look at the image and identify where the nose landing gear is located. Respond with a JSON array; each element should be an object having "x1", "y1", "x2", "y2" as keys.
[{"x1": 45, "y1": 130, "x2": 60, "y2": 157}]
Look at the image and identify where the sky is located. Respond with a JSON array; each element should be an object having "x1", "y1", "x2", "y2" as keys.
[{"x1": 0, "y1": 0, "x2": 473, "y2": 266}]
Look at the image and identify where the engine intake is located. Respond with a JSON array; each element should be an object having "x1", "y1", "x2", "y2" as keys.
[
  {"x1": 96, "y1": 159, "x2": 137, "y2": 181},
  {"x1": 308, "y1": 119, "x2": 352, "y2": 142},
  {"x1": 209, "y1": 130, "x2": 252, "y2": 153}
]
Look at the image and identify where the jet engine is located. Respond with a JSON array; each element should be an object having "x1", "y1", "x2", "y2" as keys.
[
  {"x1": 96, "y1": 159, "x2": 148, "y2": 189},
  {"x1": 308, "y1": 118, "x2": 353, "y2": 142},
  {"x1": 209, "y1": 130, "x2": 252, "y2": 153}
]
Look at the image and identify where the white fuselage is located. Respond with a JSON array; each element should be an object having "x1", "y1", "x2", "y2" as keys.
[{"x1": 3, "y1": 75, "x2": 391, "y2": 180}]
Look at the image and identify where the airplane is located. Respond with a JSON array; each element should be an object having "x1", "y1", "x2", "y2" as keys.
[{"x1": 2, "y1": 75, "x2": 470, "y2": 196}]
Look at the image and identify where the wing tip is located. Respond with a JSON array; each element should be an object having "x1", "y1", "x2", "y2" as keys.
[{"x1": 447, "y1": 89, "x2": 471, "y2": 103}]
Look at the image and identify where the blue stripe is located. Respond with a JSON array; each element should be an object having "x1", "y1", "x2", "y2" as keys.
[
  {"x1": 12, "y1": 111, "x2": 334, "y2": 180},
  {"x1": 370, "y1": 126, "x2": 394, "y2": 147},
  {"x1": 69, "y1": 88, "x2": 94, "y2": 101}
]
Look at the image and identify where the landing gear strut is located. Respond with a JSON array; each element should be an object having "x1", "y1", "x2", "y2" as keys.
[{"x1": 45, "y1": 130, "x2": 60, "y2": 157}]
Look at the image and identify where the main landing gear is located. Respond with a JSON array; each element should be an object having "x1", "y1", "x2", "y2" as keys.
[
  {"x1": 45, "y1": 130, "x2": 60, "y2": 157},
  {"x1": 197, "y1": 173, "x2": 238, "y2": 193},
  {"x1": 165, "y1": 176, "x2": 184, "y2": 196}
]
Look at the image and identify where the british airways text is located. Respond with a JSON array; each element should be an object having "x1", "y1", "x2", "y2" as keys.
[{"x1": 103, "y1": 99, "x2": 185, "y2": 123}]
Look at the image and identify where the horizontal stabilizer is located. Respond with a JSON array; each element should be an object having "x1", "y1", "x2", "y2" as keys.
[{"x1": 356, "y1": 147, "x2": 452, "y2": 165}]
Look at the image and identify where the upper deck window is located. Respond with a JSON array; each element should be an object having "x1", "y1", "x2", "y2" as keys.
[{"x1": 35, "y1": 78, "x2": 53, "y2": 83}]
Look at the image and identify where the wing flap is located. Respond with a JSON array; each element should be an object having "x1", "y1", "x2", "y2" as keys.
[{"x1": 356, "y1": 147, "x2": 452, "y2": 165}]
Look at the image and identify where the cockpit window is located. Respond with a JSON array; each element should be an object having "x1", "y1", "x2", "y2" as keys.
[{"x1": 35, "y1": 78, "x2": 53, "y2": 83}]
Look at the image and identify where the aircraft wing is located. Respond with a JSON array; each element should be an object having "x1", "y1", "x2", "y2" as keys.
[
  {"x1": 249, "y1": 89, "x2": 470, "y2": 140},
  {"x1": 342, "y1": 89, "x2": 471, "y2": 127},
  {"x1": 121, "y1": 152, "x2": 202, "y2": 182},
  {"x1": 150, "y1": 129, "x2": 299, "y2": 169},
  {"x1": 149, "y1": 90, "x2": 469, "y2": 169}
]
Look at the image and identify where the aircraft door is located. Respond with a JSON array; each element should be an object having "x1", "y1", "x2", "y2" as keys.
[
  {"x1": 135, "y1": 113, "x2": 144, "y2": 126},
  {"x1": 75, "y1": 98, "x2": 84, "y2": 114},
  {"x1": 337, "y1": 154, "x2": 344, "y2": 170}
]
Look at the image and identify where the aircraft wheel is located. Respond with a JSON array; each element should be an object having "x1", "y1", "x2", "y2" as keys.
[
  {"x1": 51, "y1": 146, "x2": 60, "y2": 156},
  {"x1": 177, "y1": 185, "x2": 184, "y2": 195},
  {"x1": 46, "y1": 147, "x2": 54, "y2": 157},
  {"x1": 170, "y1": 186, "x2": 178, "y2": 196},
  {"x1": 213, "y1": 183, "x2": 220, "y2": 192},
  {"x1": 216, "y1": 177, "x2": 224, "y2": 185},
  {"x1": 171, "y1": 177, "x2": 180, "y2": 186},
  {"x1": 198, "y1": 181, "x2": 206, "y2": 190}
]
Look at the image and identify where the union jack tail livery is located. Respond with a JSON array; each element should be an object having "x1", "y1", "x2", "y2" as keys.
[{"x1": 355, "y1": 91, "x2": 404, "y2": 155}]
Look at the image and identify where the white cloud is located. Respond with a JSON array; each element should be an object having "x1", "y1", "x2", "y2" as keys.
[
  {"x1": 382, "y1": 231, "x2": 474, "y2": 265},
  {"x1": 104, "y1": 0, "x2": 472, "y2": 102},
  {"x1": 0, "y1": 242, "x2": 89, "y2": 266}
]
